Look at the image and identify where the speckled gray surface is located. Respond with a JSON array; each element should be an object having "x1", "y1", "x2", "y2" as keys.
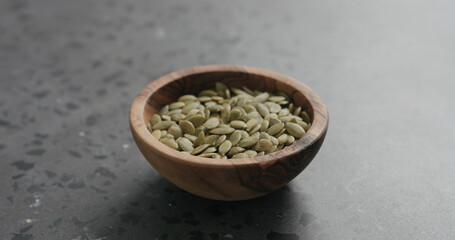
[{"x1": 1, "y1": 0, "x2": 455, "y2": 239}]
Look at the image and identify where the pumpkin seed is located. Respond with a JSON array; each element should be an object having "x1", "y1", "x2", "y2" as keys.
[
  {"x1": 209, "y1": 127, "x2": 235, "y2": 135},
  {"x1": 168, "y1": 125, "x2": 183, "y2": 138},
  {"x1": 301, "y1": 111, "x2": 310, "y2": 123},
  {"x1": 193, "y1": 131, "x2": 205, "y2": 147},
  {"x1": 257, "y1": 103, "x2": 270, "y2": 117},
  {"x1": 160, "y1": 138, "x2": 179, "y2": 150},
  {"x1": 268, "y1": 96, "x2": 285, "y2": 102},
  {"x1": 186, "y1": 114, "x2": 205, "y2": 128},
  {"x1": 286, "y1": 122, "x2": 305, "y2": 138},
  {"x1": 151, "y1": 130, "x2": 161, "y2": 139},
  {"x1": 151, "y1": 114, "x2": 161, "y2": 126},
  {"x1": 203, "y1": 147, "x2": 217, "y2": 154},
  {"x1": 184, "y1": 134, "x2": 197, "y2": 142},
  {"x1": 227, "y1": 147, "x2": 245, "y2": 156},
  {"x1": 254, "y1": 139, "x2": 273, "y2": 152},
  {"x1": 260, "y1": 120, "x2": 269, "y2": 132},
  {"x1": 219, "y1": 140, "x2": 232, "y2": 155},
  {"x1": 178, "y1": 95, "x2": 197, "y2": 102},
  {"x1": 244, "y1": 150, "x2": 258, "y2": 157},
  {"x1": 203, "y1": 135, "x2": 218, "y2": 146},
  {"x1": 229, "y1": 130, "x2": 242, "y2": 146},
  {"x1": 267, "y1": 122, "x2": 284, "y2": 135},
  {"x1": 153, "y1": 83, "x2": 309, "y2": 158},
  {"x1": 286, "y1": 135, "x2": 295, "y2": 145},
  {"x1": 153, "y1": 121, "x2": 174, "y2": 130},
  {"x1": 230, "y1": 109, "x2": 243, "y2": 121},
  {"x1": 277, "y1": 134, "x2": 288, "y2": 145},
  {"x1": 198, "y1": 96, "x2": 212, "y2": 102},
  {"x1": 182, "y1": 102, "x2": 200, "y2": 114},
  {"x1": 230, "y1": 120, "x2": 247, "y2": 129},
  {"x1": 254, "y1": 92, "x2": 269, "y2": 103},
  {"x1": 238, "y1": 135, "x2": 259, "y2": 148},
  {"x1": 159, "y1": 105, "x2": 169, "y2": 116},
  {"x1": 179, "y1": 120, "x2": 196, "y2": 135},
  {"x1": 191, "y1": 144, "x2": 210, "y2": 155},
  {"x1": 169, "y1": 102, "x2": 185, "y2": 110},
  {"x1": 215, "y1": 135, "x2": 227, "y2": 147},
  {"x1": 293, "y1": 106, "x2": 301, "y2": 116},
  {"x1": 199, "y1": 153, "x2": 218, "y2": 158},
  {"x1": 177, "y1": 137, "x2": 194, "y2": 152},
  {"x1": 245, "y1": 119, "x2": 258, "y2": 132}
]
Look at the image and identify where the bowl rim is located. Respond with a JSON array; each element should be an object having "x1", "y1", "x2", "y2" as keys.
[{"x1": 129, "y1": 65, "x2": 329, "y2": 167}]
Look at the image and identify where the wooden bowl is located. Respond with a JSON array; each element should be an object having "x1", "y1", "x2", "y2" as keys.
[{"x1": 129, "y1": 65, "x2": 329, "y2": 201}]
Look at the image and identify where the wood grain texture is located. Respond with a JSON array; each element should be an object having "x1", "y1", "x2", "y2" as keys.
[{"x1": 129, "y1": 65, "x2": 329, "y2": 200}]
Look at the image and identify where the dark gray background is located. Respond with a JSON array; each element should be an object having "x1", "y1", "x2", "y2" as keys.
[{"x1": 1, "y1": 0, "x2": 454, "y2": 239}]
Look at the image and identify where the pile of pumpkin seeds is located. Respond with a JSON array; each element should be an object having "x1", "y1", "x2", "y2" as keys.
[{"x1": 147, "y1": 82, "x2": 311, "y2": 159}]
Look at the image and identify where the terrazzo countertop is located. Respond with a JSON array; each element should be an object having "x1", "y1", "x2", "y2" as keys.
[{"x1": 1, "y1": 0, "x2": 455, "y2": 239}]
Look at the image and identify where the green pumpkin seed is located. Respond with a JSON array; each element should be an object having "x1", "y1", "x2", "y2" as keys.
[
  {"x1": 257, "y1": 151, "x2": 265, "y2": 156},
  {"x1": 151, "y1": 114, "x2": 161, "y2": 126},
  {"x1": 244, "y1": 150, "x2": 258, "y2": 157},
  {"x1": 178, "y1": 95, "x2": 197, "y2": 102},
  {"x1": 257, "y1": 103, "x2": 270, "y2": 117},
  {"x1": 293, "y1": 106, "x2": 301, "y2": 116},
  {"x1": 153, "y1": 121, "x2": 174, "y2": 130},
  {"x1": 286, "y1": 122, "x2": 305, "y2": 138},
  {"x1": 203, "y1": 147, "x2": 217, "y2": 154},
  {"x1": 169, "y1": 102, "x2": 185, "y2": 110},
  {"x1": 229, "y1": 130, "x2": 242, "y2": 146},
  {"x1": 193, "y1": 131, "x2": 205, "y2": 147},
  {"x1": 182, "y1": 102, "x2": 200, "y2": 114},
  {"x1": 301, "y1": 111, "x2": 310, "y2": 123},
  {"x1": 186, "y1": 114, "x2": 205, "y2": 128},
  {"x1": 168, "y1": 125, "x2": 183, "y2": 138},
  {"x1": 184, "y1": 134, "x2": 197, "y2": 142},
  {"x1": 254, "y1": 92, "x2": 269, "y2": 103},
  {"x1": 260, "y1": 120, "x2": 269, "y2": 132},
  {"x1": 267, "y1": 122, "x2": 284, "y2": 135},
  {"x1": 227, "y1": 147, "x2": 245, "y2": 156},
  {"x1": 199, "y1": 89, "x2": 218, "y2": 97},
  {"x1": 209, "y1": 127, "x2": 235, "y2": 135},
  {"x1": 245, "y1": 119, "x2": 258, "y2": 132},
  {"x1": 286, "y1": 135, "x2": 295, "y2": 145},
  {"x1": 203, "y1": 135, "x2": 218, "y2": 146},
  {"x1": 268, "y1": 96, "x2": 285, "y2": 102},
  {"x1": 198, "y1": 96, "x2": 212, "y2": 102},
  {"x1": 230, "y1": 120, "x2": 247, "y2": 129},
  {"x1": 219, "y1": 140, "x2": 232, "y2": 155},
  {"x1": 160, "y1": 138, "x2": 179, "y2": 150},
  {"x1": 177, "y1": 137, "x2": 194, "y2": 152},
  {"x1": 179, "y1": 120, "x2": 196, "y2": 135},
  {"x1": 221, "y1": 104, "x2": 231, "y2": 123},
  {"x1": 238, "y1": 136, "x2": 259, "y2": 148},
  {"x1": 191, "y1": 144, "x2": 210, "y2": 155},
  {"x1": 199, "y1": 153, "x2": 218, "y2": 158},
  {"x1": 277, "y1": 134, "x2": 288, "y2": 145},
  {"x1": 151, "y1": 130, "x2": 161, "y2": 139},
  {"x1": 204, "y1": 117, "x2": 220, "y2": 129},
  {"x1": 215, "y1": 135, "x2": 227, "y2": 147},
  {"x1": 229, "y1": 109, "x2": 243, "y2": 121},
  {"x1": 171, "y1": 113, "x2": 186, "y2": 122},
  {"x1": 244, "y1": 105, "x2": 256, "y2": 113},
  {"x1": 254, "y1": 139, "x2": 273, "y2": 152},
  {"x1": 159, "y1": 105, "x2": 169, "y2": 116}
]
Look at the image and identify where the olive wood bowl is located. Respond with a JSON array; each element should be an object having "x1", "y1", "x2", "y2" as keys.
[{"x1": 129, "y1": 65, "x2": 329, "y2": 201}]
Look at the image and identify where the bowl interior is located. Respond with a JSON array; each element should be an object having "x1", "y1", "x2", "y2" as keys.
[{"x1": 144, "y1": 71, "x2": 314, "y2": 127}]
